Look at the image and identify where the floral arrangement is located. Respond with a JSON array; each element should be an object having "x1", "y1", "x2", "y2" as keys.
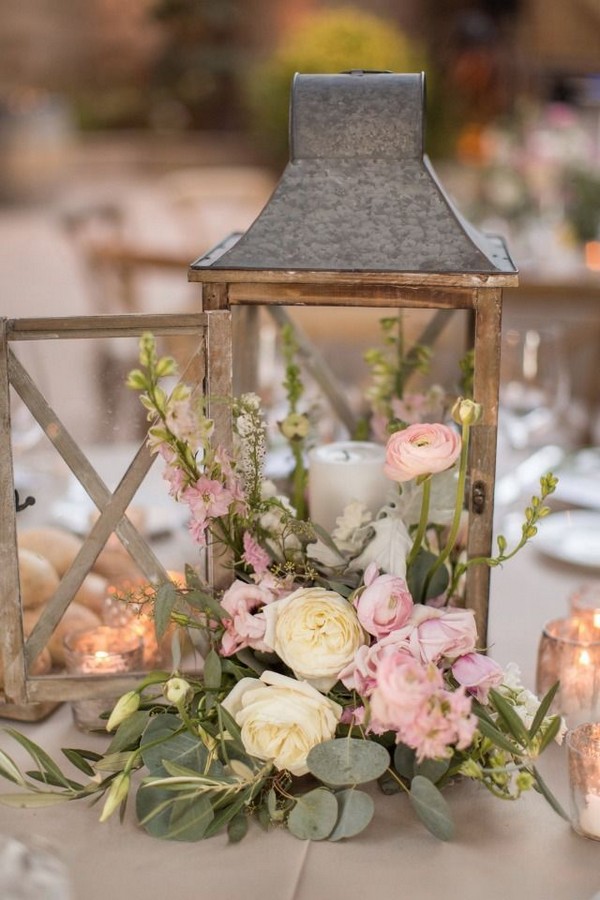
[{"x1": 0, "y1": 331, "x2": 566, "y2": 844}]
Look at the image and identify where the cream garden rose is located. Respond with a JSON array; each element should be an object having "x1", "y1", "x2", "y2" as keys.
[
  {"x1": 221, "y1": 671, "x2": 342, "y2": 776},
  {"x1": 262, "y1": 586, "x2": 367, "y2": 692}
]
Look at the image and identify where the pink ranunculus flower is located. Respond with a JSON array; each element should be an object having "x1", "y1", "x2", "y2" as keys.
[
  {"x1": 451, "y1": 652, "x2": 504, "y2": 703},
  {"x1": 407, "y1": 605, "x2": 478, "y2": 664},
  {"x1": 384, "y1": 423, "x2": 461, "y2": 483},
  {"x1": 219, "y1": 579, "x2": 275, "y2": 657},
  {"x1": 354, "y1": 564, "x2": 414, "y2": 639},
  {"x1": 339, "y1": 631, "x2": 412, "y2": 696}
]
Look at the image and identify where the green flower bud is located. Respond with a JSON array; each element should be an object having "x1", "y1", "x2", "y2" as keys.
[
  {"x1": 99, "y1": 772, "x2": 130, "y2": 822},
  {"x1": 278, "y1": 413, "x2": 310, "y2": 440},
  {"x1": 516, "y1": 771, "x2": 535, "y2": 793},
  {"x1": 164, "y1": 676, "x2": 192, "y2": 706},
  {"x1": 459, "y1": 758, "x2": 483, "y2": 780},
  {"x1": 451, "y1": 397, "x2": 482, "y2": 427},
  {"x1": 106, "y1": 690, "x2": 140, "y2": 732}
]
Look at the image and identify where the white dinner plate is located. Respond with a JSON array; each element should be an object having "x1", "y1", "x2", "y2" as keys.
[
  {"x1": 554, "y1": 448, "x2": 600, "y2": 510},
  {"x1": 51, "y1": 497, "x2": 188, "y2": 539},
  {"x1": 532, "y1": 510, "x2": 600, "y2": 569}
]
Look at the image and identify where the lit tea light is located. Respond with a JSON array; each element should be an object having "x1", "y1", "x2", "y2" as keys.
[
  {"x1": 536, "y1": 617, "x2": 600, "y2": 727},
  {"x1": 568, "y1": 723, "x2": 600, "y2": 841},
  {"x1": 63, "y1": 626, "x2": 144, "y2": 731}
]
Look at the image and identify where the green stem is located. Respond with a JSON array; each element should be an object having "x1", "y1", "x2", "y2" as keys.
[
  {"x1": 291, "y1": 441, "x2": 307, "y2": 520},
  {"x1": 406, "y1": 477, "x2": 432, "y2": 568},
  {"x1": 422, "y1": 422, "x2": 470, "y2": 599}
]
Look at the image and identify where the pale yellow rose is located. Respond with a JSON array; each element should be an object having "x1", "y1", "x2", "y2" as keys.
[
  {"x1": 222, "y1": 671, "x2": 342, "y2": 776},
  {"x1": 262, "y1": 586, "x2": 367, "y2": 691}
]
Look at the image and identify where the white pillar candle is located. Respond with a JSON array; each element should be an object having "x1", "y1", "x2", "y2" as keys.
[{"x1": 308, "y1": 441, "x2": 391, "y2": 533}]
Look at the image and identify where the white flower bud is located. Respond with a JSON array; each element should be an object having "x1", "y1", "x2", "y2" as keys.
[
  {"x1": 106, "y1": 690, "x2": 140, "y2": 732},
  {"x1": 164, "y1": 676, "x2": 192, "y2": 706}
]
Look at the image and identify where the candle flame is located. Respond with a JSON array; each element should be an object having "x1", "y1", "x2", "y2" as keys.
[
  {"x1": 594, "y1": 612, "x2": 600, "y2": 630},
  {"x1": 579, "y1": 649, "x2": 591, "y2": 667},
  {"x1": 94, "y1": 650, "x2": 110, "y2": 661}
]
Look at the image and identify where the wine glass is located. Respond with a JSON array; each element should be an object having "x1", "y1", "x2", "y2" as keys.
[{"x1": 499, "y1": 322, "x2": 571, "y2": 452}]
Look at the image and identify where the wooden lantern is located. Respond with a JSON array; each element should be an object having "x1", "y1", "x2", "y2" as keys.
[
  {"x1": 0, "y1": 312, "x2": 231, "y2": 714},
  {"x1": 188, "y1": 72, "x2": 519, "y2": 643}
]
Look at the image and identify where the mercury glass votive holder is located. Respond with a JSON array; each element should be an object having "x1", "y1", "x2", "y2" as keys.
[
  {"x1": 102, "y1": 592, "x2": 163, "y2": 669},
  {"x1": 570, "y1": 583, "x2": 600, "y2": 629},
  {"x1": 536, "y1": 618, "x2": 600, "y2": 727},
  {"x1": 63, "y1": 626, "x2": 144, "y2": 731},
  {"x1": 567, "y1": 723, "x2": 600, "y2": 841}
]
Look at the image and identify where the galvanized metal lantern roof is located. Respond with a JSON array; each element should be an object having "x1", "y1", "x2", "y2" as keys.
[{"x1": 190, "y1": 71, "x2": 517, "y2": 276}]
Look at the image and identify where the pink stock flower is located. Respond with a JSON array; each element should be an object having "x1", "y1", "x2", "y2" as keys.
[
  {"x1": 339, "y1": 638, "x2": 412, "y2": 696},
  {"x1": 183, "y1": 476, "x2": 233, "y2": 520},
  {"x1": 354, "y1": 564, "x2": 414, "y2": 639},
  {"x1": 242, "y1": 531, "x2": 271, "y2": 576},
  {"x1": 369, "y1": 654, "x2": 477, "y2": 760},
  {"x1": 451, "y1": 652, "x2": 504, "y2": 703},
  {"x1": 219, "y1": 580, "x2": 275, "y2": 657},
  {"x1": 384, "y1": 423, "x2": 461, "y2": 483}
]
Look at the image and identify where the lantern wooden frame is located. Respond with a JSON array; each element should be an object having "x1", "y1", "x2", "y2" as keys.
[
  {"x1": 190, "y1": 267, "x2": 514, "y2": 644},
  {"x1": 0, "y1": 311, "x2": 231, "y2": 714}
]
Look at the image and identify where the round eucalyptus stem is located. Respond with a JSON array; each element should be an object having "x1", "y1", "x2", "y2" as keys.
[{"x1": 406, "y1": 476, "x2": 432, "y2": 568}]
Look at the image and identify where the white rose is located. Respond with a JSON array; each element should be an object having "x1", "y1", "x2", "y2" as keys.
[
  {"x1": 263, "y1": 586, "x2": 367, "y2": 691},
  {"x1": 221, "y1": 671, "x2": 342, "y2": 776}
]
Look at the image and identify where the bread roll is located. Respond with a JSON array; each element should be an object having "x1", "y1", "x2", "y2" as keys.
[
  {"x1": 17, "y1": 549, "x2": 60, "y2": 610},
  {"x1": 72, "y1": 572, "x2": 109, "y2": 617},
  {"x1": 18, "y1": 527, "x2": 83, "y2": 577}
]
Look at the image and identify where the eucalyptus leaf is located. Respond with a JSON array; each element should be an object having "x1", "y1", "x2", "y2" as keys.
[
  {"x1": 136, "y1": 783, "x2": 213, "y2": 841},
  {"x1": 107, "y1": 711, "x2": 151, "y2": 754},
  {"x1": 406, "y1": 548, "x2": 449, "y2": 603},
  {"x1": 140, "y1": 714, "x2": 208, "y2": 776},
  {"x1": 328, "y1": 789, "x2": 374, "y2": 841},
  {"x1": 307, "y1": 739, "x2": 390, "y2": 786},
  {"x1": 227, "y1": 811, "x2": 249, "y2": 843},
  {"x1": 414, "y1": 757, "x2": 450, "y2": 784},
  {"x1": 409, "y1": 775, "x2": 455, "y2": 841},
  {"x1": 393, "y1": 744, "x2": 416, "y2": 779},
  {"x1": 287, "y1": 788, "x2": 338, "y2": 841},
  {"x1": 203, "y1": 790, "x2": 252, "y2": 838}
]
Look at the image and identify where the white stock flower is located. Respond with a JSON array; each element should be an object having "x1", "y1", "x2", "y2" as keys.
[
  {"x1": 221, "y1": 671, "x2": 342, "y2": 776},
  {"x1": 263, "y1": 586, "x2": 367, "y2": 692}
]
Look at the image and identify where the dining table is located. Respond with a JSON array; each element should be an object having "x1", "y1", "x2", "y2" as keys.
[{"x1": 0, "y1": 444, "x2": 599, "y2": 900}]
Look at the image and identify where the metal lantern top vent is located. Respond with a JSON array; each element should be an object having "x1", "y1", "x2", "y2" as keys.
[{"x1": 191, "y1": 71, "x2": 517, "y2": 276}]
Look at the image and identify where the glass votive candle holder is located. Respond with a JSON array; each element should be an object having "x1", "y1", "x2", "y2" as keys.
[
  {"x1": 63, "y1": 626, "x2": 144, "y2": 731},
  {"x1": 102, "y1": 591, "x2": 162, "y2": 669},
  {"x1": 536, "y1": 617, "x2": 600, "y2": 727},
  {"x1": 570, "y1": 583, "x2": 600, "y2": 629},
  {"x1": 567, "y1": 723, "x2": 600, "y2": 841}
]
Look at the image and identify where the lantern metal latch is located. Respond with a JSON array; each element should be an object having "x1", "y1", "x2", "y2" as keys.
[{"x1": 472, "y1": 480, "x2": 486, "y2": 515}]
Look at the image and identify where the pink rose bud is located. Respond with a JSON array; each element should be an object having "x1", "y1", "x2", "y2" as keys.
[
  {"x1": 355, "y1": 573, "x2": 414, "y2": 638},
  {"x1": 451, "y1": 652, "x2": 504, "y2": 702},
  {"x1": 384, "y1": 423, "x2": 461, "y2": 483}
]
